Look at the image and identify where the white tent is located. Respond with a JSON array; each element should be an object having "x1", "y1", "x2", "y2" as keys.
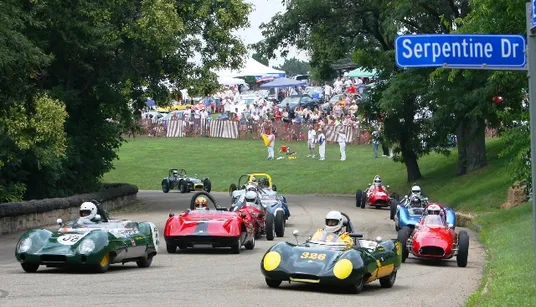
[
  {"x1": 218, "y1": 76, "x2": 246, "y2": 86},
  {"x1": 217, "y1": 57, "x2": 286, "y2": 79}
]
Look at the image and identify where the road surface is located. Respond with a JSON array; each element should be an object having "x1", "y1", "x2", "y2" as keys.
[{"x1": 0, "y1": 191, "x2": 484, "y2": 307}]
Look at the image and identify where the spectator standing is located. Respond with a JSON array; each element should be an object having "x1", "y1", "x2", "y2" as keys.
[
  {"x1": 371, "y1": 130, "x2": 380, "y2": 158},
  {"x1": 337, "y1": 126, "x2": 347, "y2": 161},
  {"x1": 317, "y1": 128, "x2": 326, "y2": 161},
  {"x1": 307, "y1": 125, "x2": 317, "y2": 158},
  {"x1": 266, "y1": 129, "x2": 275, "y2": 160}
]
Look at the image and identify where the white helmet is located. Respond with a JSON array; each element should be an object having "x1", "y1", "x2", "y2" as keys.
[
  {"x1": 411, "y1": 185, "x2": 421, "y2": 195},
  {"x1": 245, "y1": 191, "x2": 257, "y2": 203},
  {"x1": 80, "y1": 202, "x2": 98, "y2": 221},
  {"x1": 245, "y1": 184, "x2": 257, "y2": 192},
  {"x1": 325, "y1": 211, "x2": 344, "y2": 233},
  {"x1": 427, "y1": 204, "x2": 442, "y2": 215}
]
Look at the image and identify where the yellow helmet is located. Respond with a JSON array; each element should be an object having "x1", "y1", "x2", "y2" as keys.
[{"x1": 195, "y1": 196, "x2": 208, "y2": 209}]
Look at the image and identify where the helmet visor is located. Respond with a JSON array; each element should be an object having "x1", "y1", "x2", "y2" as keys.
[
  {"x1": 326, "y1": 219, "x2": 339, "y2": 226},
  {"x1": 80, "y1": 210, "x2": 91, "y2": 217}
]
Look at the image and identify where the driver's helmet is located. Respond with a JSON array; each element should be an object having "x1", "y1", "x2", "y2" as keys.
[
  {"x1": 411, "y1": 185, "x2": 422, "y2": 196},
  {"x1": 172, "y1": 170, "x2": 179, "y2": 177},
  {"x1": 259, "y1": 178, "x2": 269, "y2": 187},
  {"x1": 410, "y1": 196, "x2": 421, "y2": 208},
  {"x1": 80, "y1": 202, "x2": 98, "y2": 221},
  {"x1": 245, "y1": 184, "x2": 257, "y2": 192},
  {"x1": 249, "y1": 176, "x2": 257, "y2": 184},
  {"x1": 325, "y1": 211, "x2": 344, "y2": 234},
  {"x1": 373, "y1": 175, "x2": 382, "y2": 187},
  {"x1": 426, "y1": 204, "x2": 442, "y2": 215},
  {"x1": 195, "y1": 196, "x2": 209, "y2": 210},
  {"x1": 245, "y1": 191, "x2": 257, "y2": 203}
]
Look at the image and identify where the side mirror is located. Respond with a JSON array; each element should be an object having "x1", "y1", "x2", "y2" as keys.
[
  {"x1": 169, "y1": 213, "x2": 175, "y2": 217},
  {"x1": 375, "y1": 236, "x2": 382, "y2": 243},
  {"x1": 57, "y1": 218, "x2": 63, "y2": 226},
  {"x1": 292, "y1": 229, "x2": 299, "y2": 237},
  {"x1": 94, "y1": 214, "x2": 102, "y2": 222},
  {"x1": 349, "y1": 233, "x2": 364, "y2": 238}
]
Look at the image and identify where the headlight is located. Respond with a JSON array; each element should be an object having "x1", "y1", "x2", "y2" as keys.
[
  {"x1": 263, "y1": 251, "x2": 281, "y2": 271},
  {"x1": 78, "y1": 239, "x2": 95, "y2": 254},
  {"x1": 18, "y1": 238, "x2": 32, "y2": 253},
  {"x1": 333, "y1": 259, "x2": 353, "y2": 279}
]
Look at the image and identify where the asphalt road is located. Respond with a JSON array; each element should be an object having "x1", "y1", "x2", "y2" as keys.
[{"x1": 0, "y1": 191, "x2": 484, "y2": 307}]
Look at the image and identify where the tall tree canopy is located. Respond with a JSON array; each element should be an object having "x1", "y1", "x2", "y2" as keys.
[
  {"x1": 0, "y1": 0, "x2": 252, "y2": 202},
  {"x1": 252, "y1": 52, "x2": 269, "y2": 66},
  {"x1": 274, "y1": 57, "x2": 310, "y2": 76}
]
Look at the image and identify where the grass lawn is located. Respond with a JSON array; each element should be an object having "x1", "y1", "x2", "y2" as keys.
[
  {"x1": 103, "y1": 136, "x2": 535, "y2": 305},
  {"x1": 103, "y1": 137, "x2": 510, "y2": 212}
]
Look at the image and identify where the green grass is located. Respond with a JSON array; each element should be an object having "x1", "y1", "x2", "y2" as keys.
[
  {"x1": 103, "y1": 136, "x2": 510, "y2": 212},
  {"x1": 104, "y1": 136, "x2": 535, "y2": 305},
  {"x1": 466, "y1": 202, "x2": 536, "y2": 307}
]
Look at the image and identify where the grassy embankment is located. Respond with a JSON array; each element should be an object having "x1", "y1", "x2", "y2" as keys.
[{"x1": 103, "y1": 137, "x2": 535, "y2": 305}]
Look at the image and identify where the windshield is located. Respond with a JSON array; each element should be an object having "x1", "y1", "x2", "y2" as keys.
[
  {"x1": 422, "y1": 215, "x2": 445, "y2": 227},
  {"x1": 305, "y1": 87, "x2": 322, "y2": 94},
  {"x1": 62, "y1": 219, "x2": 135, "y2": 230}
]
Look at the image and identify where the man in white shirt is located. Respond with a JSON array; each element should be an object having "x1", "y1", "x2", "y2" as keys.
[
  {"x1": 324, "y1": 82, "x2": 333, "y2": 102},
  {"x1": 317, "y1": 128, "x2": 326, "y2": 161},
  {"x1": 333, "y1": 78, "x2": 344, "y2": 94},
  {"x1": 337, "y1": 126, "x2": 347, "y2": 161},
  {"x1": 307, "y1": 125, "x2": 317, "y2": 158},
  {"x1": 266, "y1": 129, "x2": 275, "y2": 160}
]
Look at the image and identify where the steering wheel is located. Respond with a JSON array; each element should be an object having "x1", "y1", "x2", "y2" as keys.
[{"x1": 189, "y1": 191, "x2": 227, "y2": 211}]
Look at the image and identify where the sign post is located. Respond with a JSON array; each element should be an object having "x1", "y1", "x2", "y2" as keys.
[
  {"x1": 526, "y1": 1, "x2": 536, "y2": 282},
  {"x1": 395, "y1": 2, "x2": 536, "y2": 283}
]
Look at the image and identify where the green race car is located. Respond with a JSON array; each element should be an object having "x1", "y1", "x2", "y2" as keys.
[
  {"x1": 260, "y1": 212, "x2": 402, "y2": 293},
  {"x1": 15, "y1": 212, "x2": 159, "y2": 273}
]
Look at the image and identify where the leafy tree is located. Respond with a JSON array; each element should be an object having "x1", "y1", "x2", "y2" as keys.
[
  {"x1": 0, "y1": 0, "x2": 251, "y2": 201},
  {"x1": 252, "y1": 52, "x2": 269, "y2": 66},
  {"x1": 274, "y1": 57, "x2": 310, "y2": 76}
]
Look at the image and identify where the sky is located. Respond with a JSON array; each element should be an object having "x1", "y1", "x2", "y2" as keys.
[{"x1": 234, "y1": 0, "x2": 310, "y2": 67}]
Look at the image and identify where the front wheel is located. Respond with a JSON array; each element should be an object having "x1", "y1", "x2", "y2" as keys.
[
  {"x1": 397, "y1": 227, "x2": 412, "y2": 262},
  {"x1": 203, "y1": 179, "x2": 212, "y2": 193},
  {"x1": 379, "y1": 270, "x2": 397, "y2": 288},
  {"x1": 348, "y1": 276, "x2": 364, "y2": 294},
  {"x1": 456, "y1": 231, "x2": 470, "y2": 267},
  {"x1": 179, "y1": 181, "x2": 187, "y2": 193},
  {"x1": 274, "y1": 210, "x2": 285, "y2": 237},
  {"x1": 229, "y1": 183, "x2": 238, "y2": 196},
  {"x1": 355, "y1": 189, "x2": 363, "y2": 208},
  {"x1": 230, "y1": 237, "x2": 241, "y2": 254},
  {"x1": 95, "y1": 252, "x2": 110, "y2": 273},
  {"x1": 390, "y1": 200, "x2": 398, "y2": 220},
  {"x1": 21, "y1": 263, "x2": 39, "y2": 273},
  {"x1": 136, "y1": 255, "x2": 153, "y2": 268},
  {"x1": 166, "y1": 244, "x2": 177, "y2": 253},
  {"x1": 161, "y1": 180, "x2": 169, "y2": 193},
  {"x1": 244, "y1": 235, "x2": 255, "y2": 250},
  {"x1": 265, "y1": 278, "x2": 282, "y2": 288}
]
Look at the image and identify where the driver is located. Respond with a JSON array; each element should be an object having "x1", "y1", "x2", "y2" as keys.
[
  {"x1": 408, "y1": 185, "x2": 424, "y2": 198},
  {"x1": 245, "y1": 184, "x2": 258, "y2": 193},
  {"x1": 422, "y1": 204, "x2": 445, "y2": 223},
  {"x1": 79, "y1": 202, "x2": 99, "y2": 223},
  {"x1": 244, "y1": 191, "x2": 262, "y2": 210},
  {"x1": 172, "y1": 169, "x2": 179, "y2": 177},
  {"x1": 409, "y1": 196, "x2": 423, "y2": 208},
  {"x1": 368, "y1": 175, "x2": 386, "y2": 190},
  {"x1": 194, "y1": 196, "x2": 209, "y2": 210},
  {"x1": 313, "y1": 211, "x2": 353, "y2": 248}
]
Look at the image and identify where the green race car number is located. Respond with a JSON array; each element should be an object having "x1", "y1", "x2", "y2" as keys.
[{"x1": 300, "y1": 252, "x2": 326, "y2": 260}]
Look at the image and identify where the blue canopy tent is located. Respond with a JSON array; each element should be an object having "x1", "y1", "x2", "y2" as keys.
[
  {"x1": 259, "y1": 77, "x2": 307, "y2": 88},
  {"x1": 145, "y1": 99, "x2": 156, "y2": 107}
]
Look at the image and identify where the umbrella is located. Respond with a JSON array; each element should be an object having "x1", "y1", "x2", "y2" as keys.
[
  {"x1": 347, "y1": 68, "x2": 378, "y2": 78},
  {"x1": 145, "y1": 99, "x2": 156, "y2": 107},
  {"x1": 259, "y1": 77, "x2": 307, "y2": 88}
]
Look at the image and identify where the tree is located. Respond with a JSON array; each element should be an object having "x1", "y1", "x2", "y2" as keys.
[
  {"x1": 0, "y1": 0, "x2": 252, "y2": 201},
  {"x1": 275, "y1": 57, "x2": 310, "y2": 76},
  {"x1": 252, "y1": 52, "x2": 269, "y2": 66}
]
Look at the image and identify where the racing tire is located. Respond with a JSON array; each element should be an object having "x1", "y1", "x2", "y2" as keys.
[
  {"x1": 166, "y1": 244, "x2": 177, "y2": 253},
  {"x1": 265, "y1": 213, "x2": 275, "y2": 241},
  {"x1": 389, "y1": 200, "x2": 398, "y2": 220},
  {"x1": 179, "y1": 181, "x2": 187, "y2": 194},
  {"x1": 272, "y1": 184, "x2": 277, "y2": 192},
  {"x1": 274, "y1": 211, "x2": 285, "y2": 237},
  {"x1": 265, "y1": 278, "x2": 282, "y2": 288},
  {"x1": 95, "y1": 252, "x2": 111, "y2": 273},
  {"x1": 203, "y1": 179, "x2": 212, "y2": 193},
  {"x1": 244, "y1": 236, "x2": 255, "y2": 250},
  {"x1": 229, "y1": 183, "x2": 237, "y2": 196},
  {"x1": 230, "y1": 237, "x2": 241, "y2": 254},
  {"x1": 456, "y1": 231, "x2": 470, "y2": 267},
  {"x1": 136, "y1": 255, "x2": 153, "y2": 268},
  {"x1": 397, "y1": 227, "x2": 412, "y2": 263},
  {"x1": 349, "y1": 276, "x2": 364, "y2": 294},
  {"x1": 379, "y1": 270, "x2": 397, "y2": 288},
  {"x1": 21, "y1": 263, "x2": 39, "y2": 273},
  {"x1": 162, "y1": 180, "x2": 170, "y2": 193},
  {"x1": 355, "y1": 189, "x2": 363, "y2": 208}
]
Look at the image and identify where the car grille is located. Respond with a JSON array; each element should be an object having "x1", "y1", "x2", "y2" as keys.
[
  {"x1": 419, "y1": 246, "x2": 445, "y2": 256},
  {"x1": 290, "y1": 274, "x2": 318, "y2": 280},
  {"x1": 41, "y1": 255, "x2": 67, "y2": 262}
]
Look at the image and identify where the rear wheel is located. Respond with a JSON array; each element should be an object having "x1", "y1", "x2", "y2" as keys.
[
  {"x1": 244, "y1": 235, "x2": 255, "y2": 250},
  {"x1": 265, "y1": 278, "x2": 282, "y2": 288},
  {"x1": 166, "y1": 244, "x2": 177, "y2": 253},
  {"x1": 203, "y1": 179, "x2": 212, "y2": 193},
  {"x1": 397, "y1": 227, "x2": 412, "y2": 262},
  {"x1": 136, "y1": 254, "x2": 153, "y2": 268},
  {"x1": 21, "y1": 263, "x2": 39, "y2": 273},
  {"x1": 179, "y1": 181, "x2": 187, "y2": 193},
  {"x1": 274, "y1": 211, "x2": 285, "y2": 237},
  {"x1": 390, "y1": 200, "x2": 398, "y2": 220},
  {"x1": 265, "y1": 213, "x2": 275, "y2": 241},
  {"x1": 379, "y1": 270, "x2": 397, "y2": 288},
  {"x1": 230, "y1": 237, "x2": 241, "y2": 254},
  {"x1": 356, "y1": 189, "x2": 364, "y2": 208},
  {"x1": 456, "y1": 231, "x2": 470, "y2": 267},
  {"x1": 95, "y1": 252, "x2": 110, "y2": 273},
  {"x1": 349, "y1": 276, "x2": 364, "y2": 294},
  {"x1": 161, "y1": 180, "x2": 169, "y2": 193}
]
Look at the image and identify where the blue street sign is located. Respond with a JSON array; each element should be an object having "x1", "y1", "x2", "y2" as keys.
[
  {"x1": 395, "y1": 34, "x2": 526, "y2": 68},
  {"x1": 533, "y1": 0, "x2": 536, "y2": 28}
]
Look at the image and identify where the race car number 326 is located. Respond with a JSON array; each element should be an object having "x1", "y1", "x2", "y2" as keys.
[
  {"x1": 57, "y1": 234, "x2": 86, "y2": 245},
  {"x1": 300, "y1": 252, "x2": 326, "y2": 260}
]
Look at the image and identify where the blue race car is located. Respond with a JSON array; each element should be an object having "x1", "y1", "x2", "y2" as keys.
[{"x1": 391, "y1": 196, "x2": 456, "y2": 231}]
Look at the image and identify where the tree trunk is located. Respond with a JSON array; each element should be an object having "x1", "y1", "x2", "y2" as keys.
[
  {"x1": 456, "y1": 118, "x2": 487, "y2": 176},
  {"x1": 400, "y1": 139, "x2": 422, "y2": 182}
]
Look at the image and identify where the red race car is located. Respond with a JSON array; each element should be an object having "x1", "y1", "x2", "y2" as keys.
[
  {"x1": 230, "y1": 192, "x2": 277, "y2": 241},
  {"x1": 164, "y1": 191, "x2": 256, "y2": 254},
  {"x1": 356, "y1": 183, "x2": 396, "y2": 209},
  {"x1": 397, "y1": 203, "x2": 469, "y2": 267}
]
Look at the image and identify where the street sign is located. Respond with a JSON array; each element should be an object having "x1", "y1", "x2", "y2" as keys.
[
  {"x1": 395, "y1": 34, "x2": 526, "y2": 69},
  {"x1": 532, "y1": 0, "x2": 536, "y2": 30}
]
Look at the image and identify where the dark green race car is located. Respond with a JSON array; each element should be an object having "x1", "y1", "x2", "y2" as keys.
[
  {"x1": 260, "y1": 212, "x2": 402, "y2": 293},
  {"x1": 15, "y1": 214, "x2": 159, "y2": 273}
]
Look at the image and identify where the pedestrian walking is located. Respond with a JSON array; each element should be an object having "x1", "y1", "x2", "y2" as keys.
[
  {"x1": 307, "y1": 125, "x2": 317, "y2": 158},
  {"x1": 337, "y1": 126, "x2": 347, "y2": 161},
  {"x1": 317, "y1": 128, "x2": 326, "y2": 160}
]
